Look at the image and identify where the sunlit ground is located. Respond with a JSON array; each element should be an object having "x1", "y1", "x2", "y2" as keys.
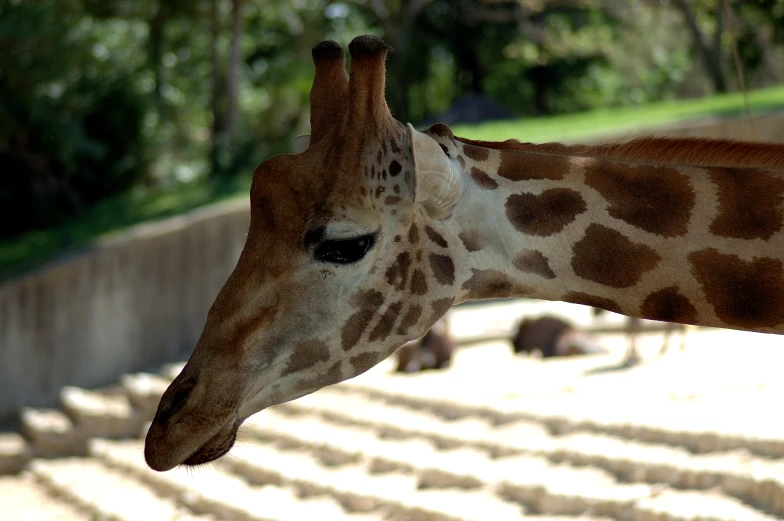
[
  {"x1": 352, "y1": 298, "x2": 784, "y2": 443},
  {"x1": 6, "y1": 297, "x2": 783, "y2": 519}
]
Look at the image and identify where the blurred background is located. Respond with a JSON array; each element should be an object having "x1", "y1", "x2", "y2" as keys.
[
  {"x1": 3, "y1": 0, "x2": 784, "y2": 280},
  {"x1": 3, "y1": 3, "x2": 784, "y2": 519}
]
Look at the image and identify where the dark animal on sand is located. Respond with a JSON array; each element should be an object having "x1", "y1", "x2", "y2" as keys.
[
  {"x1": 396, "y1": 321, "x2": 455, "y2": 373},
  {"x1": 511, "y1": 315, "x2": 606, "y2": 358}
]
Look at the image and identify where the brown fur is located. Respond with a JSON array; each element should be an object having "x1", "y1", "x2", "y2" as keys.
[{"x1": 457, "y1": 135, "x2": 784, "y2": 169}]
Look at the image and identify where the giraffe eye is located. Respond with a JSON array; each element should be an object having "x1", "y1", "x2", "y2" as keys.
[{"x1": 314, "y1": 234, "x2": 377, "y2": 264}]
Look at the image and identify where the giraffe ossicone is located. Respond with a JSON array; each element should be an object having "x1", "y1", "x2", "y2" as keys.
[{"x1": 144, "y1": 34, "x2": 784, "y2": 472}]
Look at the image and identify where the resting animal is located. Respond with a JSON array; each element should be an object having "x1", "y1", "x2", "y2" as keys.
[
  {"x1": 396, "y1": 319, "x2": 454, "y2": 372},
  {"x1": 511, "y1": 315, "x2": 606, "y2": 358}
]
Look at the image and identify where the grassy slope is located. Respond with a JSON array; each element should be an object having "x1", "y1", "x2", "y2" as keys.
[
  {"x1": 452, "y1": 83, "x2": 784, "y2": 142},
  {"x1": 2, "y1": 84, "x2": 783, "y2": 281}
]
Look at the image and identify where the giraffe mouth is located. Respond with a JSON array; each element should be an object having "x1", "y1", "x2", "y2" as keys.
[
  {"x1": 145, "y1": 414, "x2": 240, "y2": 471},
  {"x1": 181, "y1": 421, "x2": 239, "y2": 467}
]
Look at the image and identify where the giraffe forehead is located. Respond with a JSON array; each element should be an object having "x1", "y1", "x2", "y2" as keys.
[{"x1": 249, "y1": 155, "x2": 392, "y2": 239}]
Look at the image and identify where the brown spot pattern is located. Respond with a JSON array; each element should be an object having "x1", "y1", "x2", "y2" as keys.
[
  {"x1": 350, "y1": 352, "x2": 381, "y2": 374},
  {"x1": 410, "y1": 269, "x2": 428, "y2": 295},
  {"x1": 389, "y1": 160, "x2": 402, "y2": 177},
  {"x1": 506, "y1": 189, "x2": 587, "y2": 237},
  {"x1": 408, "y1": 223, "x2": 419, "y2": 243},
  {"x1": 563, "y1": 292, "x2": 623, "y2": 314},
  {"x1": 640, "y1": 286, "x2": 698, "y2": 324},
  {"x1": 513, "y1": 250, "x2": 556, "y2": 279},
  {"x1": 369, "y1": 301, "x2": 403, "y2": 342},
  {"x1": 309, "y1": 360, "x2": 343, "y2": 389},
  {"x1": 709, "y1": 168, "x2": 784, "y2": 240},
  {"x1": 498, "y1": 150, "x2": 570, "y2": 181},
  {"x1": 424, "y1": 226, "x2": 448, "y2": 248},
  {"x1": 385, "y1": 253, "x2": 412, "y2": 291},
  {"x1": 427, "y1": 123, "x2": 454, "y2": 139},
  {"x1": 385, "y1": 196, "x2": 401, "y2": 205},
  {"x1": 458, "y1": 230, "x2": 484, "y2": 252},
  {"x1": 341, "y1": 290, "x2": 384, "y2": 351},
  {"x1": 461, "y1": 269, "x2": 530, "y2": 300},
  {"x1": 462, "y1": 144, "x2": 489, "y2": 162},
  {"x1": 282, "y1": 340, "x2": 330, "y2": 376},
  {"x1": 428, "y1": 254, "x2": 455, "y2": 286},
  {"x1": 689, "y1": 248, "x2": 784, "y2": 329},
  {"x1": 396, "y1": 304, "x2": 422, "y2": 335},
  {"x1": 585, "y1": 161, "x2": 695, "y2": 237},
  {"x1": 470, "y1": 167, "x2": 498, "y2": 190},
  {"x1": 428, "y1": 298, "x2": 455, "y2": 328},
  {"x1": 341, "y1": 309, "x2": 375, "y2": 351},
  {"x1": 572, "y1": 224, "x2": 661, "y2": 288}
]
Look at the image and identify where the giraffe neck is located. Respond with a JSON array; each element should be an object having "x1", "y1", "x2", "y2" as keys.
[{"x1": 428, "y1": 129, "x2": 784, "y2": 334}]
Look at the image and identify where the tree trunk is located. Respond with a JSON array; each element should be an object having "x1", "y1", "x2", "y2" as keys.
[
  {"x1": 209, "y1": 0, "x2": 226, "y2": 176},
  {"x1": 368, "y1": 0, "x2": 433, "y2": 122},
  {"x1": 384, "y1": 28, "x2": 410, "y2": 122},
  {"x1": 148, "y1": 4, "x2": 166, "y2": 104},
  {"x1": 672, "y1": 0, "x2": 727, "y2": 93},
  {"x1": 226, "y1": 0, "x2": 245, "y2": 142}
]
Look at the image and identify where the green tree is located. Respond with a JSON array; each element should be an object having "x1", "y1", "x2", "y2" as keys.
[{"x1": 0, "y1": 0, "x2": 150, "y2": 237}]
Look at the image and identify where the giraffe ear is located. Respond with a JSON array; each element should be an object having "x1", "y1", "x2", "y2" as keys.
[
  {"x1": 407, "y1": 124, "x2": 463, "y2": 220},
  {"x1": 292, "y1": 134, "x2": 310, "y2": 154}
]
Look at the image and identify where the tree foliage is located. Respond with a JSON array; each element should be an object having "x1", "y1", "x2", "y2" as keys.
[
  {"x1": 0, "y1": 0, "x2": 150, "y2": 237},
  {"x1": 2, "y1": 0, "x2": 784, "y2": 242}
]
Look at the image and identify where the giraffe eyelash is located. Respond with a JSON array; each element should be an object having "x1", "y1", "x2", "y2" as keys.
[{"x1": 313, "y1": 233, "x2": 378, "y2": 265}]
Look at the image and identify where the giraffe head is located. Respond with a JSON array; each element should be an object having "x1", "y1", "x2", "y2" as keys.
[{"x1": 144, "y1": 36, "x2": 465, "y2": 471}]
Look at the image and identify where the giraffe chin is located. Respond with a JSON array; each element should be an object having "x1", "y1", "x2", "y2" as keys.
[
  {"x1": 145, "y1": 417, "x2": 240, "y2": 472},
  {"x1": 180, "y1": 422, "x2": 239, "y2": 467}
]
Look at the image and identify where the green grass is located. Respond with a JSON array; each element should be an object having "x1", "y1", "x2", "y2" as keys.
[
  {"x1": 452, "y1": 83, "x2": 784, "y2": 142},
  {"x1": 2, "y1": 84, "x2": 783, "y2": 282}
]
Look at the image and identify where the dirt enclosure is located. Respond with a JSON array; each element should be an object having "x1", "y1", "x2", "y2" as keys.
[{"x1": 2, "y1": 299, "x2": 784, "y2": 521}]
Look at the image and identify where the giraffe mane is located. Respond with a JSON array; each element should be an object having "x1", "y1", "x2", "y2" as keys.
[{"x1": 455, "y1": 135, "x2": 784, "y2": 169}]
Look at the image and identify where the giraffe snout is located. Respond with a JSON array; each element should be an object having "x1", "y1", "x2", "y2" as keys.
[{"x1": 152, "y1": 374, "x2": 197, "y2": 427}]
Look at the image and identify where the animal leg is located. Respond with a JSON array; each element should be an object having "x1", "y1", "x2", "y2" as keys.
[
  {"x1": 622, "y1": 317, "x2": 641, "y2": 366},
  {"x1": 659, "y1": 322, "x2": 674, "y2": 356}
]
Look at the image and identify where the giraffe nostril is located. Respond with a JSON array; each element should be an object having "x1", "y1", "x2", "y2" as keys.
[{"x1": 155, "y1": 375, "x2": 197, "y2": 424}]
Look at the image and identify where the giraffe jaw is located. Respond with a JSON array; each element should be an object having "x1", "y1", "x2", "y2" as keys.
[
  {"x1": 180, "y1": 420, "x2": 239, "y2": 467},
  {"x1": 145, "y1": 413, "x2": 241, "y2": 471}
]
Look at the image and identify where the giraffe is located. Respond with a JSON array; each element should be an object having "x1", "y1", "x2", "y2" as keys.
[{"x1": 144, "y1": 35, "x2": 784, "y2": 472}]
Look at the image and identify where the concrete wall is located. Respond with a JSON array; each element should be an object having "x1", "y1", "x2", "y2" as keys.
[
  {"x1": 1, "y1": 112, "x2": 782, "y2": 421},
  {"x1": 0, "y1": 200, "x2": 250, "y2": 421}
]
